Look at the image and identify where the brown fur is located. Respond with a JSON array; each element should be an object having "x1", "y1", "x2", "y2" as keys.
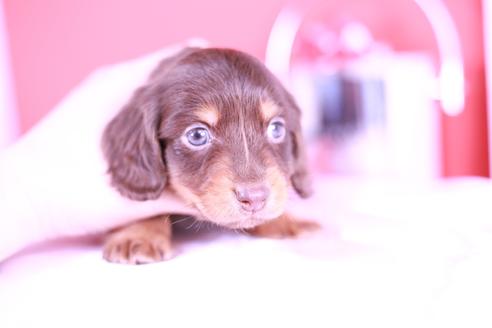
[
  {"x1": 260, "y1": 99, "x2": 280, "y2": 122},
  {"x1": 195, "y1": 105, "x2": 220, "y2": 126},
  {"x1": 246, "y1": 213, "x2": 320, "y2": 238},
  {"x1": 102, "y1": 48, "x2": 317, "y2": 264},
  {"x1": 103, "y1": 215, "x2": 172, "y2": 264}
]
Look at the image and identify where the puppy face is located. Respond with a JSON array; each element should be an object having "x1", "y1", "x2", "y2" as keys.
[{"x1": 103, "y1": 48, "x2": 311, "y2": 229}]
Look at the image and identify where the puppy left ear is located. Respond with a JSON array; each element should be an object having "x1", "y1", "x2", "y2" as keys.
[
  {"x1": 290, "y1": 130, "x2": 313, "y2": 198},
  {"x1": 102, "y1": 85, "x2": 167, "y2": 201}
]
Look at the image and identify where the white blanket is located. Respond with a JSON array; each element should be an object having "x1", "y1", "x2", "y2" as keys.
[{"x1": 1, "y1": 177, "x2": 491, "y2": 328}]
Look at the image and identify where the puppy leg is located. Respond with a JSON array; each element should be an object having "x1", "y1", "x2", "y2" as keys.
[
  {"x1": 246, "y1": 214, "x2": 320, "y2": 239},
  {"x1": 103, "y1": 215, "x2": 172, "y2": 264}
]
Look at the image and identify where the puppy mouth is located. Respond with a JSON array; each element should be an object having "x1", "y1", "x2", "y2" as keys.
[{"x1": 181, "y1": 178, "x2": 288, "y2": 230}]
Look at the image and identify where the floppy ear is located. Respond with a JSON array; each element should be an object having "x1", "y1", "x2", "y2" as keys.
[
  {"x1": 102, "y1": 85, "x2": 167, "y2": 201},
  {"x1": 276, "y1": 85, "x2": 313, "y2": 198},
  {"x1": 290, "y1": 129, "x2": 313, "y2": 198}
]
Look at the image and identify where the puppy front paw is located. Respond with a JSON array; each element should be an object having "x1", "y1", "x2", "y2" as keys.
[
  {"x1": 246, "y1": 214, "x2": 320, "y2": 238},
  {"x1": 103, "y1": 216, "x2": 172, "y2": 265}
]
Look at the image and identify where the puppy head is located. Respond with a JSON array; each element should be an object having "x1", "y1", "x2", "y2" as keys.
[{"x1": 103, "y1": 48, "x2": 311, "y2": 229}]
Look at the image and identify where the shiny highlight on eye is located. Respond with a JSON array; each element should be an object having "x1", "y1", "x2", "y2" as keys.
[
  {"x1": 181, "y1": 124, "x2": 212, "y2": 149},
  {"x1": 267, "y1": 117, "x2": 286, "y2": 143}
]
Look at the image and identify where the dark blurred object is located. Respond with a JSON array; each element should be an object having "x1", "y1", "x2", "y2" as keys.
[{"x1": 316, "y1": 73, "x2": 385, "y2": 139}]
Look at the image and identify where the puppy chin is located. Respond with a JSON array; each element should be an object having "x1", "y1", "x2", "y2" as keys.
[
  {"x1": 224, "y1": 218, "x2": 269, "y2": 229},
  {"x1": 200, "y1": 207, "x2": 284, "y2": 230}
]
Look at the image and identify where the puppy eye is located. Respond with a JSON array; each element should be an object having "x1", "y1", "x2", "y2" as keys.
[
  {"x1": 267, "y1": 118, "x2": 286, "y2": 143},
  {"x1": 182, "y1": 124, "x2": 212, "y2": 149}
]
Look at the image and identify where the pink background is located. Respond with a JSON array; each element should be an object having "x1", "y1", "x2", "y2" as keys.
[{"x1": 3, "y1": 0, "x2": 489, "y2": 177}]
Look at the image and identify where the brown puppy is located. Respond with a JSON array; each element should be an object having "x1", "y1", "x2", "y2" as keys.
[{"x1": 102, "y1": 48, "x2": 317, "y2": 264}]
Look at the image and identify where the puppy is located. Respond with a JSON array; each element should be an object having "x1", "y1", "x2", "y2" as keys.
[{"x1": 102, "y1": 48, "x2": 317, "y2": 264}]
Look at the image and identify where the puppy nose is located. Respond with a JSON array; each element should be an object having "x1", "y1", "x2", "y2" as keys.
[{"x1": 234, "y1": 185, "x2": 269, "y2": 212}]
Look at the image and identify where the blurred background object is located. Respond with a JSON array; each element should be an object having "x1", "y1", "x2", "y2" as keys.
[
  {"x1": 1, "y1": 0, "x2": 489, "y2": 177},
  {"x1": 265, "y1": 0, "x2": 465, "y2": 181}
]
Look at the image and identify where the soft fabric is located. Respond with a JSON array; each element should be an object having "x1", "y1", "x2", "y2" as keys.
[{"x1": 1, "y1": 176, "x2": 491, "y2": 328}]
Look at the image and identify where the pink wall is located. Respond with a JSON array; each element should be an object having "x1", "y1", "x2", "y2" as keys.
[{"x1": 4, "y1": 0, "x2": 488, "y2": 177}]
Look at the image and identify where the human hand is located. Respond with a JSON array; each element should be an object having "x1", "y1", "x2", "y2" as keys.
[{"x1": 0, "y1": 39, "x2": 205, "y2": 260}]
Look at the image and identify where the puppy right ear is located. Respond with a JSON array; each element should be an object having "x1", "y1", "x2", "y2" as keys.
[{"x1": 102, "y1": 85, "x2": 167, "y2": 201}]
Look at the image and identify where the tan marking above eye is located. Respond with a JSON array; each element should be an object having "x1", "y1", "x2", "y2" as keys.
[
  {"x1": 195, "y1": 105, "x2": 219, "y2": 126},
  {"x1": 260, "y1": 100, "x2": 280, "y2": 122}
]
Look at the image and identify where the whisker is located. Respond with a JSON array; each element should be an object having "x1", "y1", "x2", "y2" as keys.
[
  {"x1": 171, "y1": 216, "x2": 194, "y2": 226},
  {"x1": 195, "y1": 220, "x2": 204, "y2": 232},
  {"x1": 186, "y1": 219, "x2": 198, "y2": 230}
]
